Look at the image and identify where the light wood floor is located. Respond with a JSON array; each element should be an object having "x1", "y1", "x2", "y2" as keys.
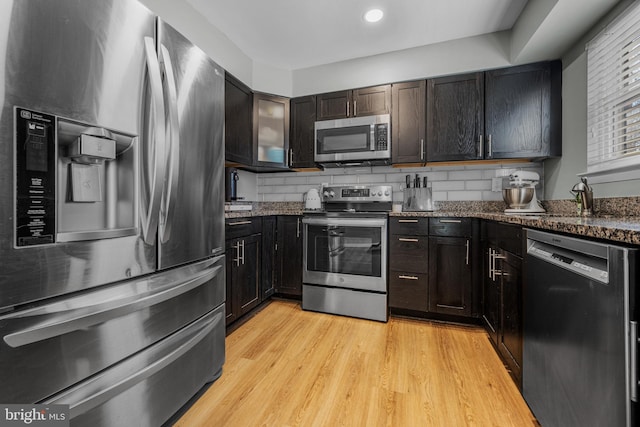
[{"x1": 175, "y1": 300, "x2": 537, "y2": 427}]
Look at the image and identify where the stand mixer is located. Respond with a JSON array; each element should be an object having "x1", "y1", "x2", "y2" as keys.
[{"x1": 502, "y1": 171, "x2": 545, "y2": 214}]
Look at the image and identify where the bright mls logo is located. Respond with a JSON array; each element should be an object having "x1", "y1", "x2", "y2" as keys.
[{"x1": 0, "y1": 405, "x2": 69, "y2": 427}]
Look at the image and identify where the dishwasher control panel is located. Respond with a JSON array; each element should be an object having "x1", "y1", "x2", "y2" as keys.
[{"x1": 528, "y1": 239, "x2": 609, "y2": 283}]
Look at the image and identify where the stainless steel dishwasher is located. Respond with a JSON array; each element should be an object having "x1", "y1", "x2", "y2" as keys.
[{"x1": 523, "y1": 229, "x2": 638, "y2": 427}]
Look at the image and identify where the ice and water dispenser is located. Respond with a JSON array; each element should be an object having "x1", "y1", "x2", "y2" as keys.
[{"x1": 14, "y1": 107, "x2": 138, "y2": 247}]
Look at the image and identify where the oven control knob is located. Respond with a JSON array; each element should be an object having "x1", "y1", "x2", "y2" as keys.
[
  {"x1": 323, "y1": 191, "x2": 329, "y2": 198},
  {"x1": 384, "y1": 190, "x2": 390, "y2": 196},
  {"x1": 328, "y1": 190, "x2": 335, "y2": 198},
  {"x1": 377, "y1": 191, "x2": 383, "y2": 196}
]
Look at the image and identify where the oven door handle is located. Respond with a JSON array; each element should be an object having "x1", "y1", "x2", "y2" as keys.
[{"x1": 302, "y1": 217, "x2": 387, "y2": 227}]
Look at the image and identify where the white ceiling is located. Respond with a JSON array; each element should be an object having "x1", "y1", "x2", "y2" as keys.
[{"x1": 185, "y1": 0, "x2": 529, "y2": 70}]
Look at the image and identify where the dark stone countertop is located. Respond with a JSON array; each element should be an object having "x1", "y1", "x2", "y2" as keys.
[
  {"x1": 225, "y1": 201, "x2": 640, "y2": 245},
  {"x1": 390, "y1": 211, "x2": 640, "y2": 245}
]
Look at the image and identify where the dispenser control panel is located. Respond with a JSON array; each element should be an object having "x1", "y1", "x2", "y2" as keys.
[{"x1": 15, "y1": 107, "x2": 56, "y2": 247}]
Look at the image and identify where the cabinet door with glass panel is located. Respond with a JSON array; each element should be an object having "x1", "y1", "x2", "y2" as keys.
[{"x1": 253, "y1": 92, "x2": 290, "y2": 168}]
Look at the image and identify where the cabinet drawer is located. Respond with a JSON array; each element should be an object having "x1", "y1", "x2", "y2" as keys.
[
  {"x1": 429, "y1": 217, "x2": 472, "y2": 237},
  {"x1": 225, "y1": 217, "x2": 261, "y2": 239},
  {"x1": 390, "y1": 217, "x2": 429, "y2": 235},
  {"x1": 388, "y1": 272, "x2": 429, "y2": 312},
  {"x1": 389, "y1": 235, "x2": 428, "y2": 273}
]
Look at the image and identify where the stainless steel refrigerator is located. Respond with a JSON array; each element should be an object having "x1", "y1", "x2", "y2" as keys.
[{"x1": 0, "y1": 1, "x2": 226, "y2": 425}]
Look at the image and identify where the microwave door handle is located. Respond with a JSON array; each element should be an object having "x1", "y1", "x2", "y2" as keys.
[
  {"x1": 158, "y1": 44, "x2": 180, "y2": 244},
  {"x1": 141, "y1": 37, "x2": 167, "y2": 246},
  {"x1": 370, "y1": 124, "x2": 376, "y2": 151}
]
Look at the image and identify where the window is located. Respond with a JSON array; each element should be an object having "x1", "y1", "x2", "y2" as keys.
[{"x1": 586, "y1": 1, "x2": 640, "y2": 182}]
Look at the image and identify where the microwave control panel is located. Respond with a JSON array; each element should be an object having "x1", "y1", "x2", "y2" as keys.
[
  {"x1": 374, "y1": 123, "x2": 388, "y2": 150},
  {"x1": 14, "y1": 107, "x2": 56, "y2": 247}
]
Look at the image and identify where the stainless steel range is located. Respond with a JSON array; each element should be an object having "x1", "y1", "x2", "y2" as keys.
[{"x1": 302, "y1": 185, "x2": 392, "y2": 322}]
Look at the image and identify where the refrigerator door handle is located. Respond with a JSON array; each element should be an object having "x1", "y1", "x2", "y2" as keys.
[
  {"x1": 158, "y1": 43, "x2": 180, "y2": 244},
  {"x1": 141, "y1": 36, "x2": 167, "y2": 245},
  {"x1": 2, "y1": 264, "x2": 222, "y2": 348},
  {"x1": 43, "y1": 307, "x2": 221, "y2": 418}
]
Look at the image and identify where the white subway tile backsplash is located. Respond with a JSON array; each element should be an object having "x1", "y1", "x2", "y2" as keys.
[
  {"x1": 432, "y1": 180, "x2": 465, "y2": 191},
  {"x1": 284, "y1": 176, "x2": 308, "y2": 185},
  {"x1": 256, "y1": 162, "x2": 545, "y2": 203},
  {"x1": 465, "y1": 180, "x2": 492, "y2": 191},
  {"x1": 333, "y1": 174, "x2": 359, "y2": 184},
  {"x1": 449, "y1": 170, "x2": 483, "y2": 181},
  {"x1": 448, "y1": 191, "x2": 482, "y2": 201}
]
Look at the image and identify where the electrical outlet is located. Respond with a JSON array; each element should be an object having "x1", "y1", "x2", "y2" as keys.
[{"x1": 491, "y1": 177, "x2": 503, "y2": 192}]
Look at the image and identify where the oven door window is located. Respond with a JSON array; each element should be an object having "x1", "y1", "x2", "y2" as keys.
[
  {"x1": 317, "y1": 125, "x2": 372, "y2": 154},
  {"x1": 306, "y1": 224, "x2": 382, "y2": 277}
]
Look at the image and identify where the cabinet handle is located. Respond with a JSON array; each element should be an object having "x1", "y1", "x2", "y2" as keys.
[
  {"x1": 234, "y1": 241, "x2": 241, "y2": 266},
  {"x1": 346, "y1": 101, "x2": 350, "y2": 117},
  {"x1": 228, "y1": 220, "x2": 252, "y2": 226},
  {"x1": 296, "y1": 217, "x2": 301, "y2": 238},
  {"x1": 289, "y1": 148, "x2": 293, "y2": 167},
  {"x1": 631, "y1": 321, "x2": 638, "y2": 402},
  {"x1": 488, "y1": 134, "x2": 493, "y2": 158},
  {"x1": 439, "y1": 219, "x2": 462, "y2": 224},
  {"x1": 354, "y1": 100, "x2": 357, "y2": 116},
  {"x1": 398, "y1": 219, "x2": 419, "y2": 223},
  {"x1": 398, "y1": 238, "x2": 419, "y2": 242},
  {"x1": 465, "y1": 239, "x2": 470, "y2": 266},
  {"x1": 398, "y1": 275, "x2": 419, "y2": 280},
  {"x1": 492, "y1": 249, "x2": 506, "y2": 279},
  {"x1": 420, "y1": 139, "x2": 425, "y2": 161},
  {"x1": 241, "y1": 239, "x2": 245, "y2": 265},
  {"x1": 488, "y1": 248, "x2": 493, "y2": 279},
  {"x1": 478, "y1": 134, "x2": 484, "y2": 158}
]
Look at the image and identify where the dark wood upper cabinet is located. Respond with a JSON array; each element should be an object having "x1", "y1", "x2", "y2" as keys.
[
  {"x1": 425, "y1": 61, "x2": 561, "y2": 162},
  {"x1": 392, "y1": 80, "x2": 426, "y2": 164},
  {"x1": 289, "y1": 95, "x2": 317, "y2": 168},
  {"x1": 316, "y1": 90, "x2": 351, "y2": 120},
  {"x1": 426, "y1": 72, "x2": 484, "y2": 162},
  {"x1": 316, "y1": 85, "x2": 391, "y2": 121},
  {"x1": 485, "y1": 61, "x2": 562, "y2": 159},
  {"x1": 225, "y1": 73, "x2": 253, "y2": 165},
  {"x1": 352, "y1": 85, "x2": 391, "y2": 117}
]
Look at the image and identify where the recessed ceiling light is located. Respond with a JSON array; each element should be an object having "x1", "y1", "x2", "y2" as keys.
[{"x1": 364, "y1": 8, "x2": 384, "y2": 23}]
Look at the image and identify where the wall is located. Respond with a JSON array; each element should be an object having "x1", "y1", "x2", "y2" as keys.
[
  {"x1": 291, "y1": 32, "x2": 512, "y2": 97},
  {"x1": 544, "y1": 0, "x2": 640, "y2": 199},
  {"x1": 252, "y1": 163, "x2": 544, "y2": 204}
]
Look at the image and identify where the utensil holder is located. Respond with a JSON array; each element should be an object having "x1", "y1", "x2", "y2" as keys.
[{"x1": 402, "y1": 187, "x2": 433, "y2": 211}]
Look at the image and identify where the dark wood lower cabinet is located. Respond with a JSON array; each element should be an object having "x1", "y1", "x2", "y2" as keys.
[
  {"x1": 483, "y1": 221, "x2": 524, "y2": 388},
  {"x1": 275, "y1": 216, "x2": 303, "y2": 297},
  {"x1": 428, "y1": 236, "x2": 472, "y2": 316},
  {"x1": 226, "y1": 234, "x2": 261, "y2": 325},
  {"x1": 261, "y1": 216, "x2": 276, "y2": 299},
  {"x1": 497, "y1": 251, "x2": 522, "y2": 385},
  {"x1": 388, "y1": 217, "x2": 479, "y2": 320}
]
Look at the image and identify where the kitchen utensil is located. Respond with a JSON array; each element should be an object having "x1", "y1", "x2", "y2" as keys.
[
  {"x1": 406, "y1": 174, "x2": 412, "y2": 189},
  {"x1": 502, "y1": 187, "x2": 534, "y2": 208}
]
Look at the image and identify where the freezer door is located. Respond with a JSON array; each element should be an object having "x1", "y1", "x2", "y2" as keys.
[
  {"x1": 0, "y1": 256, "x2": 225, "y2": 404},
  {"x1": 44, "y1": 303, "x2": 225, "y2": 427},
  {"x1": 0, "y1": 0, "x2": 157, "y2": 308},
  {"x1": 156, "y1": 20, "x2": 225, "y2": 269}
]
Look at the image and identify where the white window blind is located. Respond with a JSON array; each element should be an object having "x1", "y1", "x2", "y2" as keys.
[{"x1": 586, "y1": 1, "x2": 640, "y2": 177}]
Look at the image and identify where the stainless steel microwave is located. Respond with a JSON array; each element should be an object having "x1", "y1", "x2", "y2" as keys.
[{"x1": 314, "y1": 114, "x2": 390, "y2": 166}]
